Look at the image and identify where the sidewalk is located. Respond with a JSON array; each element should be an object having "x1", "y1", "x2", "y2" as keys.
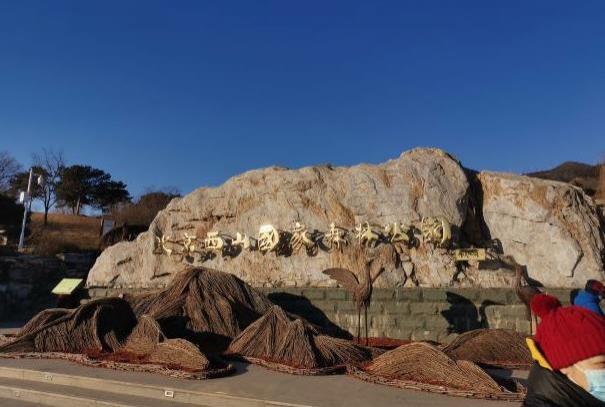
[{"x1": 0, "y1": 357, "x2": 522, "y2": 406}]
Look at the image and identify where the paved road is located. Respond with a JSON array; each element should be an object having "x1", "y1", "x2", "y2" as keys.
[{"x1": 0, "y1": 357, "x2": 524, "y2": 406}]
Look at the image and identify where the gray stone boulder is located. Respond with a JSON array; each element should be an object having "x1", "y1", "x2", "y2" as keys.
[
  {"x1": 85, "y1": 148, "x2": 605, "y2": 290},
  {"x1": 477, "y1": 172, "x2": 605, "y2": 287},
  {"x1": 86, "y1": 148, "x2": 470, "y2": 289}
]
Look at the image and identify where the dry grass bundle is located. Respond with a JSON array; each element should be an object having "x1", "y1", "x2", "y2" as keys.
[
  {"x1": 314, "y1": 335, "x2": 376, "y2": 366},
  {"x1": 18, "y1": 309, "x2": 71, "y2": 337},
  {"x1": 128, "y1": 267, "x2": 272, "y2": 347},
  {"x1": 227, "y1": 306, "x2": 372, "y2": 371},
  {"x1": 443, "y1": 329, "x2": 531, "y2": 368},
  {"x1": 0, "y1": 351, "x2": 234, "y2": 380},
  {"x1": 364, "y1": 342, "x2": 502, "y2": 394},
  {"x1": 0, "y1": 298, "x2": 136, "y2": 354},
  {"x1": 148, "y1": 339, "x2": 211, "y2": 371},
  {"x1": 89, "y1": 315, "x2": 226, "y2": 374},
  {"x1": 0, "y1": 335, "x2": 12, "y2": 347},
  {"x1": 120, "y1": 315, "x2": 166, "y2": 355}
]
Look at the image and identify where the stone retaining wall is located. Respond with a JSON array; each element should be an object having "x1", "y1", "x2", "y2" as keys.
[
  {"x1": 0, "y1": 252, "x2": 97, "y2": 321},
  {"x1": 87, "y1": 287, "x2": 576, "y2": 342}
]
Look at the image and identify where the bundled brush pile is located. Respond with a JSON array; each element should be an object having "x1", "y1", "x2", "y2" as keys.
[
  {"x1": 0, "y1": 266, "x2": 531, "y2": 396},
  {"x1": 18, "y1": 309, "x2": 71, "y2": 336},
  {"x1": 443, "y1": 329, "x2": 531, "y2": 368},
  {"x1": 128, "y1": 267, "x2": 273, "y2": 350},
  {"x1": 0, "y1": 268, "x2": 275, "y2": 377},
  {"x1": 120, "y1": 315, "x2": 166, "y2": 356},
  {"x1": 119, "y1": 315, "x2": 212, "y2": 371},
  {"x1": 227, "y1": 306, "x2": 373, "y2": 374},
  {"x1": 0, "y1": 335, "x2": 12, "y2": 347},
  {"x1": 348, "y1": 342, "x2": 524, "y2": 401},
  {"x1": 0, "y1": 298, "x2": 136, "y2": 354},
  {"x1": 364, "y1": 342, "x2": 501, "y2": 392},
  {"x1": 91, "y1": 315, "x2": 233, "y2": 376},
  {"x1": 0, "y1": 300, "x2": 234, "y2": 378}
]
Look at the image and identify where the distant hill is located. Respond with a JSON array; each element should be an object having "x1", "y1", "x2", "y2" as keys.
[{"x1": 526, "y1": 161, "x2": 600, "y2": 197}]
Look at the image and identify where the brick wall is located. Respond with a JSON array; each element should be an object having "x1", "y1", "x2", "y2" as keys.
[{"x1": 87, "y1": 287, "x2": 575, "y2": 342}]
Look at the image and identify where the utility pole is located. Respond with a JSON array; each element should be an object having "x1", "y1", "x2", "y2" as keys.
[{"x1": 18, "y1": 168, "x2": 44, "y2": 252}]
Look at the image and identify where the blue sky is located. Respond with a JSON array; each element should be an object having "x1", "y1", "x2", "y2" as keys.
[{"x1": 1, "y1": 1, "x2": 604, "y2": 197}]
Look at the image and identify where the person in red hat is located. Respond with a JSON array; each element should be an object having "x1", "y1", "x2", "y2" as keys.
[{"x1": 524, "y1": 293, "x2": 605, "y2": 406}]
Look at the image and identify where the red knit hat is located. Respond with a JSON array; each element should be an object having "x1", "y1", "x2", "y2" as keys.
[{"x1": 531, "y1": 293, "x2": 605, "y2": 370}]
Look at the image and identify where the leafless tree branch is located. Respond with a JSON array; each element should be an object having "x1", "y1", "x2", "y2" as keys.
[{"x1": 0, "y1": 151, "x2": 22, "y2": 192}]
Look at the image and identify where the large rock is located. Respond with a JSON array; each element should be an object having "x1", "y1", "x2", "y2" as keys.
[
  {"x1": 87, "y1": 148, "x2": 470, "y2": 289},
  {"x1": 477, "y1": 172, "x2": 605, "y2": 287},
  {"x1": 86, "y1": 148, "x2": 605, "y2": 289}
]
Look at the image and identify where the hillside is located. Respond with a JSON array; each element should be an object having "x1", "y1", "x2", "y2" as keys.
[
  {"x1": 526, "y1": 161, "x2": 600, "y2": 196},
  {"x1": 28, "y1": 212, "x2": 101, "y2": 254}
]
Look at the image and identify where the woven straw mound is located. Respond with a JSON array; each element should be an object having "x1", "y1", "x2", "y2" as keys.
[
  {"x1": 0, "y1": 298, "x2": 137, "y2": 354},
  {"x1": 121, "y1": 315, "x2": 166, "y2": 356},
  {"x1": 113, "y1": 314, "x2": 217, "y2": 372},
  {"x1": 364, "y1": 342, "x2": 503, "y2": 394},
  {"x1": 0, "y1": 335, "x2": 11, "y2": 347},
  {"x1": 18, "y1": 309, "x2": 71, "y2": 337},
  {"x1": 443, "y1": 329, "x2": 531, "y2": 367},
  {"x1": 127, "y1": 267, "x2": 273, "y2": 350},
  {"x1": 5, "y1": 310, "x2": 232, "y2": 375},
  {"x1": 227, "y1": 306, "x2": 373, "y2": 371},
  {"x1": 0, "y1": 351, "x2": 234, "y2": 380},
  {"x1": 148, "y1": 339, "x2": 211, "y2": 371}
]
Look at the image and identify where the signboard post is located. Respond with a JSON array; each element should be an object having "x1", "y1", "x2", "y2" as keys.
[
  {"x1": 453, "y1": 248, "x2": 487, "y2": 262},
  {"x1": 51, "y1": 278, "x2": 84, "y2": 295}
]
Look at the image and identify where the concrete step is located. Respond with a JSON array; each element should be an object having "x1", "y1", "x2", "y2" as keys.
[{"x1": 0, "y1": 366, "x2": 310, "y2": 407}]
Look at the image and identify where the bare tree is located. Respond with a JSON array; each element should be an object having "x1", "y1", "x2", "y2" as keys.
[
  {"x1": 111, "y1": 188, "x2": 179, "y2": 226},
  {"x1": 32, "y1": 149, "x2": 65, "y2": 225},
  {"x1": 0, "y1": 151, "x2": 21, "y2": 192}
]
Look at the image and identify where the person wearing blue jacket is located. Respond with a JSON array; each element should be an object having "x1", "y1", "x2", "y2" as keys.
[{"x1": 573, "y1": 280, "x2": 605, "y2": 316}]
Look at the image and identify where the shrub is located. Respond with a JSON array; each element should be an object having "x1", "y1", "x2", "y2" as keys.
[
  {"x1": 0, "y1": 193, "x2": 23, "y2": 244},
  {"x1": 28, "y1": 228, "x2": 80, "y2": 256},
  {"x1": 111, "y1": 191, "x2": 179, "y2": 227}
]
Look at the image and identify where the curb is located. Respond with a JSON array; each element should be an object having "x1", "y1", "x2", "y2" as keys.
[
  {"x1": 0, "y1": 383, "x2": 133, "y2": 407},
  {"x1": 0, "y1": 366, "x2": 312, "y2": 407}
]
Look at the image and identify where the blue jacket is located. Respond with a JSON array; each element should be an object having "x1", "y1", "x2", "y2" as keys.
[{"x1": 573, "y1": 290, "x2": 605, "y2": 316}]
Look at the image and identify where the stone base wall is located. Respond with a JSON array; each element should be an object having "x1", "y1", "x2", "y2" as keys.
[
  {"x1": 87, "y1": 286, "x2": 576, "y2": 342},
  {"x1": 0, "y1": 252, "x2": 97, "y2": 321}
]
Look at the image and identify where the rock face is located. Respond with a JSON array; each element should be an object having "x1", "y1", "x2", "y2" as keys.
[
  {"x1": 86, "y1": 148, "x2": 605, "y2": 289},
  {"x1": 477, "y1": 172, "x2": 605, "y2": 287}
]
